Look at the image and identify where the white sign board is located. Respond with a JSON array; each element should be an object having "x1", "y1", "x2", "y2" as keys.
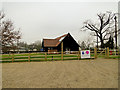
[{"x1": 81, "y1": 50, "x2": 90, "y2": 59}]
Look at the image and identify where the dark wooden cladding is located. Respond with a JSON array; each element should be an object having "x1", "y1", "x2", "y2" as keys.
[{"x1": 42, "y1": 33, "x2": 80, "y2": 52}]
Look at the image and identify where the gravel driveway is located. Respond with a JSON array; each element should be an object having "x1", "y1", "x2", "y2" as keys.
[{"x1": 2, "y1": 58, "x2": 118, "y2": 88}]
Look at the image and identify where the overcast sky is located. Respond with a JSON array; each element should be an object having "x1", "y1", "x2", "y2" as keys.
[{"x1": 2, "y1": 2, "x2": 118, "y2": 44}]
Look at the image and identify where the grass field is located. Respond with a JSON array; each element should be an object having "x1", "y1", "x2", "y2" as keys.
[
  {"x1": 2, "y1": 58, "x2": 118, "y2": 88},
  {"x1": 1, "y1": 52, "x2": 119, "y2": 63},
  {"x1": 1, "y1": 53, "x2": 79, "y2": 61}
]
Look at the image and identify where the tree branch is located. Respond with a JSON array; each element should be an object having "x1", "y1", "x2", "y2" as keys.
[
  {"x1": 102, "y1": 26, "x2": 114, "y2": 34},
  {"x1": 103, "y1": 32, "x2": 111, "y2": 39}
]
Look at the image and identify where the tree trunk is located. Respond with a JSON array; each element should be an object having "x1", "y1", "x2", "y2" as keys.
[{"x1": 100, "y1": 40, "x2": 104, "y2": 48}]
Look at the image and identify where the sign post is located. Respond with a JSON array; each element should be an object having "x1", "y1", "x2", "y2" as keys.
[{"x1": 94, "y1": 47, "x2": 97, "y2": 58}]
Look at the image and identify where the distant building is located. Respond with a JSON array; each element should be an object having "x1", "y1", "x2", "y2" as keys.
[{"x1": 42, "y1": 33, "x2": 80, "y2": 52}]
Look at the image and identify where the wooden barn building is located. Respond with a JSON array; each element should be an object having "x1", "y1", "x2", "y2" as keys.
[{"x1": 42, "y1": 33, "x2": 80, "y2": 52}]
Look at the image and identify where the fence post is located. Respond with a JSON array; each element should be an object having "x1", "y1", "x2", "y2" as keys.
[
  {"x1": 78, "y1": 51, "x2": 80, "y2": 60},
  {"x1": 28, "y1": 53, "x2": 31, "y2": 62},
  {"x1": 114, "y1": 49, "x2": 116, "y2": 56},
  {"x1": 105, "y1": 48, "x2": 106, "y2": 57},
  {"x1": 45, "y1": 53, "x2": 47, "y2": 60},
  {"x1": 118, "y1": 48, "x2": 120, "y2": 60},
  {"x1": 61, "y1": 42, "x2": 63, "y2": 60},
  {"x1": 12, "y1": 53, "x2": 14, "y2": 62},
  {"x1": 94, "y1": 47, "x2": 97, "y2": 58},
  {"x1": 117, "y1": 49, "x2": 119, "y2": 55},
  {"x1": 107, "y1": 47, "x2": 109, "y2": 58}
]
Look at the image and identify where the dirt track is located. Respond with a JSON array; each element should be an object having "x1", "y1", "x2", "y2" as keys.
[{"x1": 2, "y1": 58, "x2": 118, "y2": 88}]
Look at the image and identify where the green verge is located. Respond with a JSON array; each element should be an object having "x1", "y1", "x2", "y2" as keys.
[{"x1": 1, "y1": 53, "x2": 119, "y2": 63}]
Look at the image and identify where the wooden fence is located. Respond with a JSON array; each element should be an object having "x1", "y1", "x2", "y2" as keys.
[
  {"x1": 95, "y1": 47, "x2": 119, "y2": 59},
  {"x1": 1, "y1": 47, "x2": 119, "y2": 63}
]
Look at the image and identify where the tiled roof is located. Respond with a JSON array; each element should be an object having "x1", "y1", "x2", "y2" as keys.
[
  {"x1": 43, "y1": 34, "x2": 68, "y2": 47},
  {"x1": 55, "y1": 34, "x2": 68, "y2": 40}
]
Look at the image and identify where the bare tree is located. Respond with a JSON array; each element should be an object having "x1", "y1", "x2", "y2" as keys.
[
  {"x1": 18, "y1": 41, "x2": 28, "y2": 51},
  {"x1": 78, "y1": 36, "x2": 94, "y2": 49},
  {"x1": 0, "y1": 11, "x2": 21, "y2": 53},
  {"x1": 29, "y1": 40, "x2": 42, "y2": 51},
  {"x1": 82, "y1": 11, "x2": 118, "y2": 48},
  {"x1": 80, "y1": 41, "x2": 86, "y2": 50}
]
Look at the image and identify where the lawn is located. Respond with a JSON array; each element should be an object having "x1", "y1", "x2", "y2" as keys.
[
  {"x1": 1, "y1": 52, "x2": 119, "y2": 63},
  {"x1": 1, "y1": 53, "x2": 80, "y2": 62}
]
